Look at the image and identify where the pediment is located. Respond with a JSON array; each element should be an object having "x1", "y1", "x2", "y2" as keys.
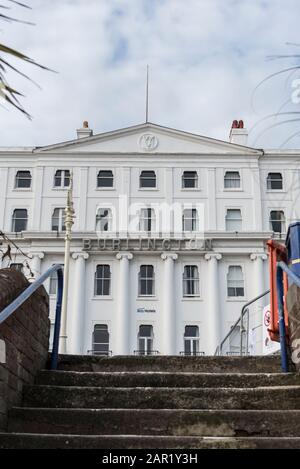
[{"x1": 35, "y1": 123, "x2": 261, "y2": 155}]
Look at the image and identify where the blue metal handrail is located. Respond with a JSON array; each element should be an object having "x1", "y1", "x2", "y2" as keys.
[{"x1": 0, "y1": 264, "x2": 63, "y2": 370}]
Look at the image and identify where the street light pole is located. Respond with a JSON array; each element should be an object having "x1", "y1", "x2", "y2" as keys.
[{"x1": 59, "y1": 172, "x2": 75, "y2": 354}]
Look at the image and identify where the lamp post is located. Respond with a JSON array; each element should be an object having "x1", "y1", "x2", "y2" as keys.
[{"x1": 59, "y1": 172, "x2": 75, "y2": 354}]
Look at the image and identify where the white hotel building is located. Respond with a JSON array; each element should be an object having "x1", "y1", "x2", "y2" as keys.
[{"x1": 0, "y1": 120, "x2": 299, "y2": 356}]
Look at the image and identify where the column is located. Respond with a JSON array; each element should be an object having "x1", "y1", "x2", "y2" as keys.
[
  {"x1": 32, "y1": 166, "x2": 44, "y2": 230},
  {"x1": 161, "y1": 252, "x2": 178, "y2": 355},
  {"x1": 0, "y1": 168, "x2": 8, "y2": 230},
  {"x1": 252, "y1": 167, "x2": 263, "y2": 232},
  {"x1": 70, "y1": 252, "x2": 89, "y2": 354},
  {"x1": 204, "y1": 253, "x2": 222, "y2": 354},
  {"x1": 115, "y1": 252, "x2": 133, "y2": 355},
  {"x1": 250, "y1": 253, "x2": 268, "y2": 353},
  {"x1": 78, "y1": 167, "x2": 88, "y2": 231},
  {"x1": 207, "y1": 169, "x2": 217, "y2": 230},
  {"x1": 30, "y1": 252, "x2": 44, "y2": 278}
]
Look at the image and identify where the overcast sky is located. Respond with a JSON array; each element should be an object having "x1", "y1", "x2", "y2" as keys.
[{"x1": 1, "y1": 0, "x2": 300, "y2": 148}]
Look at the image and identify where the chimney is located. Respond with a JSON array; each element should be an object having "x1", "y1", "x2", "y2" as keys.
[
  {"x1": 76, "y1": 120, "x2": 93, "y2": 139},
  {"x1": 229, "y1": 119, "x2": 248, "y2": 146}
]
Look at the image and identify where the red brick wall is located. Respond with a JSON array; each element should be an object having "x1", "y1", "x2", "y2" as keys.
[{"x1": 0, "y1": 268, "x2": 49, "y2": 430}]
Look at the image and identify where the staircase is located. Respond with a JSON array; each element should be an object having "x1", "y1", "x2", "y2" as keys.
[{"x1": 1, "y1": 355, "x2": 300, "y2": 449}]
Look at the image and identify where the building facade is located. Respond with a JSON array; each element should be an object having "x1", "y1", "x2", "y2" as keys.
[{"x1": 0, "y1": 121, "x2": 299, "y2": 356}]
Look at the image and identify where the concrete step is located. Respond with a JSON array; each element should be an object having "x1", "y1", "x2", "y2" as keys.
[
  {"x1": 8, "y1": 408, "x2": 300, "y2": 437},
  {"x1": 22, "y1": 384, "x2": 300, "y2": 410},
  {"x1": 54, "y1": 354, "x2": 283, "y2": 373},
  {"x1": 36, "y1": 370, "x2": 300, "y2": 388},
  {"x1": 1, "y1": 433, "x2": 300, "y2": 449}
]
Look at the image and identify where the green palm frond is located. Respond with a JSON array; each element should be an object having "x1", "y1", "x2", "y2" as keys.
[{"x1": 0, "y1": 0, "x2": 53, "y2": 118}]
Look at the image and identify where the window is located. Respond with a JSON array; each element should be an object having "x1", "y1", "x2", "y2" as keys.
[
  {"x1": 97, "y1": 170, "x2": 114, "y2": 188},
  {"x1": 225, "y1": 209, "x2": 242, "y2": 231},
  {"x1": 184, "y1": 325, "x2": 200, "y2": 356},
  {"x1": 10, "y1": 263, "x2": 24, "y2": 272},
  {"x1": 52, "y1": 208, "x2": 66, "y2": 231},
  {"x1": 227, "y1": 266, "x2": 244, "y2": 297},
  {"x1": 12, "y1": 209, "x2": 28, "y2": 232},
  {"x1": 54, "y1": 169, "x2": 70, "y2": 188},
  {"x1": 96, "y1": 208, "x2": 112, "y2": 232},
  {"x1": 224, "y1": 171, "x2": 240, "y2": 189},
  {"x1": 137, "y1": 325, "x2": 153, "y2": 355},
  {"x1": 228, "y1": 325, "x2": 245, "y2": 355},
  {"x1": 92, "y1": 324, "x2": 110, "y2": 356},
  {"x1": 139, "y1": 208, "x2": 156, "y2": 232},
  {"x1": 267, "y1": 173, "x2": 283, "y2": 190},
  {"x1": 269, "y1": 210, "x2": 286, "y2": 233},
  {"x1": 15, "y1": 170, "x2": 31, "y2": 189},
  {"x1": 140, "y1": 170, "x2": 156, "y2": 188},
  {"x1": 182, "y1": 209, "x2": 199, "y2": 231},
  {"x1": 139, "y1": 265, "x2": 155, "y2": 296},
  {"x1": 183, "y1": 265, "x2": 200, "y2": 297},
  {"x1": 182, "y1": 171, "x2": 198, "y2": 189},
  {"x1": 94, "y1": 264, "x2": 111, "y2": 296}
]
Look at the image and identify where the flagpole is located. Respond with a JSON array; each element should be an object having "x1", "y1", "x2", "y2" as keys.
[
  {"x1": 59, "y1": 172, "x2": 75, "y2": 354},
  {"x1": 145, "y1": 64, "x2": 149, "y2": 123}
]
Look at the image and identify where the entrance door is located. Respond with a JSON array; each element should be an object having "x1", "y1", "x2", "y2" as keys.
[{"x1": 137, "y1": 325, "x2": 153, "y2": 355}]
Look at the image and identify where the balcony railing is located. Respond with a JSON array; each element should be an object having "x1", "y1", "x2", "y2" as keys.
[
  {"x1": 179, "y1": 351, "x2": 205, "y2": 356},
  {"x1": 87, "y1": 350, "x2": 112, "y2": 356},
  {"x1": 134, "y1": 350, "x2": 160, "y2": 356}
]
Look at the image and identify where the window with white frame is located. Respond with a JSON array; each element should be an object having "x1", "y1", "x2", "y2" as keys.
[
  {"x1": 182, "y1": 171, "x2": 198, "y2": 189},
  {"x1": 140, "y1": 170, "x2": 156, "y2": 188},
  {"x1": 12, "y1": 209, "x2": 28, "y2": 232},
  {"x1": 94, "y1": 264, "x2": 111, "y2": 296},
  {"x1": 227, "y1": 266, "x2": 245, "y2": 297},
  {"x1": 269, "y1": 210, "x2": 286, "y2": 233},
  {"x1": 54, "y1": 169, "x2": 70, "y2": 188},
  {"x1": 139, "y1": 208, "x2": 156, "y2": 232},
  {"x1": 10, "y1": 263, "x2": 24, "y2": 273},
  {"x1": 92, "y1": 324, "x2": 110, "y2": 356},
  {"x1": 97, "y1": 170, "x2": 114, "y2": 188},
  {"x1": 224, "y1": 171, "x2": 241, "y2": 189},
  {"x1": 267, "y1": 173, "x2": 283, "y2": 190},
  {"x1": 138, "y1": 265, "x2": 155, "y2": 296},
  {"x1": 182, "y1": 209, "x2": 199, "y2": 232},
  {"x1": 96, "y1": 208, "x2": 112, "y2": 232},
  {"x1": 184, "y1": 325, "x2": 200, "y2": 356},
  {"x1": 137, "y1": 325, "x2": 153, "y2": 355},
  {"x1": 225, "y1": 209, "x2": 242, "y2": 231},
  {"x1": 52, "y1": 208, "x2": 66, "y2": 231},
  {"x1": 15, "y1": 170, "x2": 31, "y2": 189},
  {"x1": 228, "y1": 325, "x2": 245, "y2": 355},
  {"x1": 183, "y1": 265, "x2": 200, "y2": 297}
]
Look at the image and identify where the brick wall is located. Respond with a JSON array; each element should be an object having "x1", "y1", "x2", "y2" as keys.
[{"x1": 0, "y1": 268, "x2": 49, "y2": 430}]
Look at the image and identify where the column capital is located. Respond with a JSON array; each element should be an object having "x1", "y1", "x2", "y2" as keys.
[
  {"x1": 161, "y1": 252, "x2": 178, "y2": 261},
  {"x1": 116, "y1": 251, "x2": 133, "y2": 261},
  {"x1": 30, "y1": 252, "x2": 44, "y2": 260},
  {"x1": 205, "y1": 252, "x2": 222, "y2": 261},
  {"x1": 72, "y1": 252, "x2": 89, "y2": 260},
  {"x1": 250, "y1": 253, "x2": 268, "y2": 261}
]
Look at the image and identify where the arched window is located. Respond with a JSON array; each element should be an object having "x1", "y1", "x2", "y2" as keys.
[
  {"x1": 15, "y1": 170, "x2": 31, "y2": 189},
  {"x1": 137, "y1": 325, "x2": 153, "y2": 355},
  {"x1": 12, "y1": 209, "x2": 28, "y2": 232},
  {"x1": 96, "y1": 208, "x2": 112, "y2": 232},
  {"x1": 139, "y1": 265, "x2": 155, "y2": 296},
  {"x1": 267, "y1": 173, "x2": 283, "y2": 190},
  {"x1": 182, "y1": 209, "x2": 199, "y2": 231},
  {"x1": 269, "y1": 210, "x2": 286, "y2": 233},
  {"x1": 227, "y1": 266, "x2": 244, "y2": 297},
  {"x1": 94, "y1": 264, "x2": 111, "y2": 296},
  {"x1": 184, "y1": 325, "x2": 200, "y2": 356},
  {"x1": 140, "y1": 170, "x2": 156, "y2": 188},
  {"x1": 97, "y1": 170, "x2": 114, "y2": 188},
  {"x1": 52, "y1": 208, "x2": 66, "y2": 231},
  {"x1": 182, "y1": 171, "x2": 198, "y2": 189},
  {"x1": 226, "y1": 209, "x2": 242, "y2": 231},
  {"x1": 92, "y1": 324, "x2": 110, "y2": 356},
  {"x1": 224, "y1": 171, "x2": 240, "y2": 189},
  {"x1": 54, "y1": 169, "x2": 70, "y2": 188},
  {"x1": 139, "y1": 208, "x2": 156, "y2": 232},
  {"x1": 183, "y1": 265, "x2": 200, "y2": 297}
]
